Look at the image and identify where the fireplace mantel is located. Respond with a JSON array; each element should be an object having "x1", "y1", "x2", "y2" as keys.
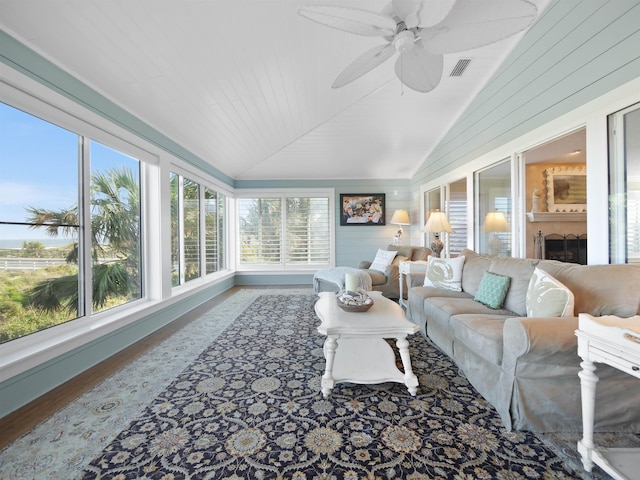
[{"x1": 526, "y1": 212, "x2": 586, "y2": 223}]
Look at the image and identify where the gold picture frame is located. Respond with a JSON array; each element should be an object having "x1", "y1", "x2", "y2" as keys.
[{"x1": 545, "y1": 166, "x2": 587, "y2": 212}]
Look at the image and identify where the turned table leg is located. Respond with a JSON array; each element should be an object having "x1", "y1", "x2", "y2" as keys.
[
  {"x1": 321, "y1": 336, "x2": 338, "y2": 397},
  {"x1": 577, "y1": 358, "x2": 598, "y2": 472},
  {"x1": 396, "y1": 335, "x2": 419, "y2": 396}
]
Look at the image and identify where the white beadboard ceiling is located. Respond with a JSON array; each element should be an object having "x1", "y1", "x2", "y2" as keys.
[{"x1": 0, "y1": 0, "x2": 550, "y2": 181}]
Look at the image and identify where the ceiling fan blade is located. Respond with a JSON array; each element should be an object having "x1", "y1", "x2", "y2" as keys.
[
  {"x1": 332, "y1": 43, "x2": 396, "y2": 88},
  {"x1": 297, "y1": 5, "x2": 396, "y2": 37},
  {"x1": 391, "y1": 0, "x2": 455, "y2": 28},
  {"x1": 391, "y1": 0, "x2": 421, "y2": 27},
  {"x1": 415, "y1": 0, "x2": 456, "y2": 27},
  {"x1": 394, "y1": 42, "x2": 443, "y2": 93},
  {"x1": 420, "y1": 0, "x2": 538, "y2": 54}
]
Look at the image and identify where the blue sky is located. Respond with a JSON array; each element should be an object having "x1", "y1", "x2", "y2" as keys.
[{"x1": 1, "y1": 101, "x2": 136, "y2": 245}]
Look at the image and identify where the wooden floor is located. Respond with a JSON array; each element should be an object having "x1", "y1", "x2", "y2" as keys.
[{"x1": 0, "y1": 286, "x2": 308, "y2": 450}]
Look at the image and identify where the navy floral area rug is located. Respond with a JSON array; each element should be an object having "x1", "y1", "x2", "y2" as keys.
[{"x1": 76, "y1": 293, "x2": 592, "y2": 479}]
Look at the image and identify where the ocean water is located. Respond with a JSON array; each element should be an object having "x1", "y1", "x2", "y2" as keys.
[{"x1": 0, "y1": 239, "x2": 73, "y2": 249}]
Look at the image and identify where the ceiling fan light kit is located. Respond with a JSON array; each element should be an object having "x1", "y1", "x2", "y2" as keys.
[
  {"x1": 298, "y1": 0, "x2": 538, "y2": 93},
  {"x1": 393, "y1": 30, "x2": 415, "y2": 53}
]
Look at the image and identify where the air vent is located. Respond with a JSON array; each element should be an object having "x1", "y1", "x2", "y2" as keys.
[{"x1": 450, "y1": 58, "x2": 471, "y2": 77}]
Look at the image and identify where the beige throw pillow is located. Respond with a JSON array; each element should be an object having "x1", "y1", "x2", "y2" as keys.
[
  {"x1": 526, "y1": 267, "x2": 575, "y2": 317},
  {"x1": 369, "y1": 249, "x2": 397, "y2": 272},
  {"x1": 423, "y1": 255, "x2": 465, "y2": 291}
]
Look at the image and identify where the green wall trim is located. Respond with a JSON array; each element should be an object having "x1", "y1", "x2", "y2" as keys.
[
  {"x1": 234, "y1": 179, "x2": 409, "y2": 189},
  {"x1": 234, "y1": 274, "x2": 315, "y2": 286},
  {"x1": 0, "y1": 278, "x2": 233, "y2": 418}
]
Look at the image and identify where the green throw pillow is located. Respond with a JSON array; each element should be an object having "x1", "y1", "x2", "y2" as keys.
[
  {"x1": 526, "y1": 267, "x2": 575, "y2": 317},
  {"x1": 474, "y1": 272, "x2": 511, "y2": 309}
]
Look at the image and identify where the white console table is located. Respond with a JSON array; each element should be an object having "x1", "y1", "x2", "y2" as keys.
[
  {"x1": 576, "y1": 313, "x2": 640, "y2": 479},
  {"x1": 398, "y1": 260, "x2": 428, "y2": 309}
]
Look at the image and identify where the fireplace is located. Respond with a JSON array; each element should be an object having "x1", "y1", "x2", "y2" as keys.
[{"x1": 543, "y1": 233, "x2": 587, "y2": 264}]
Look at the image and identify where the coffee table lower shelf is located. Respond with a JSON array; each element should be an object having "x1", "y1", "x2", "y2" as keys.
[
  {"x1": 315, "y1": 291, "x2": 419, "y2": 398},
  {"x1": 321, "y1": 337, "x2": 417, "y2": 396}
]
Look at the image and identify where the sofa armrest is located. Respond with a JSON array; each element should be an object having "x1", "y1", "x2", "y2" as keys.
[
  {"x1": 502, "y1": 316, "x2": 579, "y2": 373},
  {"x1": 384, "y1": 264, "x2": 400, "y2": 285},
  {"x1": 359, "y1": 260, "x2": 372, "y2": 269}
]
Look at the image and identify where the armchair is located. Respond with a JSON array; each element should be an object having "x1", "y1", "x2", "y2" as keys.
[{"x1": 358, "y1": 245, "x2": 431, "y2": 299}]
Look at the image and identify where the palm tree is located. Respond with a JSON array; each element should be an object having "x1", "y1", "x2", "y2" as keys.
[{"x1": 26, "y1": 166, "x2": 140, "y2": 314}]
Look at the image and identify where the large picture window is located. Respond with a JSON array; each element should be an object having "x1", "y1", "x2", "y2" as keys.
[
  {"x1": 237, "y1": 191, "x2": 333, "y2": 269},
  {"x1": 0, "y1": 102, "x2": 142, "y2": 343},
  {"x1": 171, "y1": 172, "x2": 227, "y2": 286}
]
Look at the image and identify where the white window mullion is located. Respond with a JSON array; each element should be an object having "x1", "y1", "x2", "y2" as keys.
[
  {"x1": 199, "y1": 184, "x2": 206, "y2": 277},
  {"x1": 178, "y1": 176, "x2": 185, "y2": 285},
  {"x1": 80, "y1": 137, "x2": 92, "y2": 316},
  {"x1": 281, "y1": 194, "x2": 287, "y2": 268}
]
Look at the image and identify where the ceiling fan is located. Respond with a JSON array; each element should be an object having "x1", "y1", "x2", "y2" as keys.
[{"x1": 298, "y1": 0, "x2": 538, "y2": 93}]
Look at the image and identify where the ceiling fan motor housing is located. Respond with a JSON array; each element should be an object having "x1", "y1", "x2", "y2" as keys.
[{"x1": 393, "y1": 29, "x2": 415, "y2": 53}]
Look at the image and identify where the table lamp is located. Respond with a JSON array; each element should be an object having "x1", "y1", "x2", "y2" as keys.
[
  {"x1": 390, "y1": 209, "x2": 410, "y2": 245},
  {"x1": 483, "y1": 211, "x2": 510, "y2": 256},
  {"x1": 423, "y1": 210, "x2": 453, "y2": 257}
]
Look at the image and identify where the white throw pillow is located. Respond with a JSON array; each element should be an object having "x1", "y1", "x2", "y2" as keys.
[
  {"x1": 369, "y1": 249, "x2": 398, "y2": 272},
  {"x1": 423, "y1": 255, "x2": 465, "y2": 291},
  {"x1": 526, "y1": 267, "x2": 575, "y2": 317}
]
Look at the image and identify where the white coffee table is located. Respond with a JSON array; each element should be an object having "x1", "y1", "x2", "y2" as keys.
[{"x1": 314, "y1": 290, "x2": 419, "y2": 397}]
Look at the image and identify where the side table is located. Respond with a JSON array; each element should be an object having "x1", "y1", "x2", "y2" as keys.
[
  {"x1": 398, "y1": 260, "x2": 428, "y2": 309},
  {"x1": 576, "y1": 313, "x2": 640, "y2": 480}
]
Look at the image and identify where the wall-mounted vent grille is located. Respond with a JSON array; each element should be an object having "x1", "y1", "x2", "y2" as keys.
[{"x1": 450, "y1": 58, "x2": 471, "y2": 77}]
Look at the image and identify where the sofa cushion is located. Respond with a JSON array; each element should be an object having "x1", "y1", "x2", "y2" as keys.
[
  {"x1": 425, "y1": 296, "x2": 514, "y2": 319},
  {"x1": 538, "y1": 262, "x2": 640, "y2": 317},
  {"x1": 369, "y1": 249, "x2": 397, "y2": 272},
  {"x1": 408, "y1": 247, "x2": 431, "y2": 262},
  {"x1": 387, "y1": 245, "x2": 431, "y2": 262},
  {"x1": 474, "y1": 272, "x2": 511, "y2": 309},
  {"x1": 423, "y1": 255, "x2": 465, "y2": 291},
  {"x1": 460, "y1": 249, "x2": 493, "y2": 296},
  {"x1": 451, "y1": 314, "x2": 508, "y2": 366},
  {"x1": 411, "y1": 285, "x2": 471, "y2": 300},
  {"x1": 526, "y1": 267, "x2": 574, "y2": 317},
  {"x1": 488, "y1": 257, "x2": 539, "y2": 317},
  {"x1": 391, "y1": 255, "x2": 409, "y2": 266}
]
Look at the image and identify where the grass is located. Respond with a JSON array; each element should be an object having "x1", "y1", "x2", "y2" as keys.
[{"x1": 0, "y1": 265, "x2": 78, "y2": 343}]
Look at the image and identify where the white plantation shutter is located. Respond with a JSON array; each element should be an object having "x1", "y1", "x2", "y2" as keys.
[
  {"x1": 628, "y1": 191, "x2": 640, "y2": 262},
  {"x1": 286, "y1": 197, "x2": 330, "y2": 264},
  {"x1": 205, "y1": 188, "x2": 225, "y2": 273},
  {"x1": 237, "y1": 192, "x2": 332, "y2": 268},
  {"x1": 448, "y1": 194, "x2": 467, "y2": 256},
  {"x1": 238, "y1": 198, "x2": 282, "y2": 264}
]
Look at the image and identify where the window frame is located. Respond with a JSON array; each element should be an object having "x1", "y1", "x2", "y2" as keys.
[
  {"x1": 169, "y1": 165, "x2": 232, "y2": 289},
  {"x1": 0, "y1": 70, "x2": 160, "y2": 380},
  {"x1": 235, "y1": 188, "x2": 335, "y2": 272}
]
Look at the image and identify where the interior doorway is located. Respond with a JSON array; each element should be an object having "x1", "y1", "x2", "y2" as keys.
[{"x1": 522, "y1": 129, "x2": 587, "y2": 262}]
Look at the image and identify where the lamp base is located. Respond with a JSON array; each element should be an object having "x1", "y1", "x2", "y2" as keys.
[
  {"x1": 489, "y1": 235, "x2": 503, "y2": 257},
  {"x1": 392, "y1": 228, "x2": 403, "y2": 246},
  {"x1": 430, "y1": 238, "x2": 444, "y2": 258}
]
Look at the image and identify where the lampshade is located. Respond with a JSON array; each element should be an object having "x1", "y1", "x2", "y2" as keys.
[
  {"x1": 483, "y1": 212, "x2": 510, "y2": 232},
  {"x1": 422, "y1": 211, "x2": 453, "y2": 233},
  {"x1": 390, "y1": 209, "x2": 410, "y2": 225}
]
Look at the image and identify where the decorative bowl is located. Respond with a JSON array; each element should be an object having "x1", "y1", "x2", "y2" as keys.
[{"x1": 336, "y1": 290, "x2": 374, "y2": 312}]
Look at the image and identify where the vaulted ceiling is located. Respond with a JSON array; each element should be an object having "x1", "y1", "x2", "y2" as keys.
[{"x1": 0, "y1": 0, "x2": 550, "y2": 181}]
